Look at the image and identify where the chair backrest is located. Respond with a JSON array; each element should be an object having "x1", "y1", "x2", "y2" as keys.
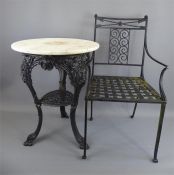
[{"x1": 92, "y1": 14, "x2": 148, "y2": 77}]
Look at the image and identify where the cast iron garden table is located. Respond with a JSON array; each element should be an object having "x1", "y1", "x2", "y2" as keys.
[{"x1": 11, "y1": 38, "x2": 99, "y2": 149}]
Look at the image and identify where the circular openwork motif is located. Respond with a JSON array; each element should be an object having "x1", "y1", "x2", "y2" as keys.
[
  {"x1": 110, "y1": 38, "x2": 119, "y2": 46},
  {"x1": 120, "y1": 46, "x2": 128, "y2": 54},
  {"x1": 120, "y1": 30, "x2": 129, "y2": 38},
  {"x1": 120, "y1": 38, "x2": 128, "y2": 46},
  {"x1": 119, "y1": 54, "x2": 127, "y2": 63},
  {"x1": 111, "y1": 29, "x2": 119, "y2": 38}
]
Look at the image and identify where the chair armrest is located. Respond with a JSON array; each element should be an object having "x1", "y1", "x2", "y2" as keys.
[
  {"x1": 144, "y1": 44, "x2": 168, "y2": 102},
  {"x1": 144, "y1": 44, "x2": 168, "y2": 68},
  {"x1": 159, "y1": 67, "x2": 167, "y2": 102}
]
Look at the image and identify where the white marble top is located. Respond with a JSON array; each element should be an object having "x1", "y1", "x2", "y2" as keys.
[{"x1": 11, "y1": 38, "x2": 99, "y2": 55}]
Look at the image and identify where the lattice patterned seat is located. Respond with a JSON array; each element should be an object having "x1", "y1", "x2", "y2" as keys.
[
  {"x1": 82, "y1": 14, "x2": 168, "y2": 163},
  {"x1": 87, "y1": 76, "x2": 163, "y2": 103}
]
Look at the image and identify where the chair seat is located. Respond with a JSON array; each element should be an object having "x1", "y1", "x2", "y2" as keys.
[{"x1": 86, "y1": 76, "x2": 163, "y2": 103}]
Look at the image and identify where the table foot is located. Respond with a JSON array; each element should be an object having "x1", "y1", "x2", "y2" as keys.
[
  {"x1": 82, "y1": 155, "x2": 87, "y2": 159},
  {"x1": 23, "y1": 105, "x2": 43, "y2": 147},
  {"x1": 152, "y1": 158, "x2": 158, "y2": 163},
  {"x1": 24, "y1": 133, "x2": 37, "y2": 146}
]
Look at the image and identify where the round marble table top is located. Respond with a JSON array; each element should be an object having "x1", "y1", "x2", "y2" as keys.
[{"x1": 11, "y1": 38, "x2": 99, "y2": 55}]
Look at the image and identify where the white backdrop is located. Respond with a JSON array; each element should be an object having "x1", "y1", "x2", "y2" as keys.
[{"x1": 0, "y1": 0, "x2": 173, "y2": 117}]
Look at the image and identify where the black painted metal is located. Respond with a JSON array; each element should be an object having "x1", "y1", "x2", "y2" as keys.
[
  {"x1": 70, "y1": 85, "x2": 88, "y2": 149},
  {"x1": 60, "y1": 106, "x2": 69, "y2": 118},
  {"x1": 92, "y1": 14, "x2": 147, "y2": 73},
  {"x1": 87, "y1": 76, "x2": 164, "y2": 103},
  {"x1": 23, "y1": 104, "x2": 43, "y2": 146},
  {"x1": 89, "y1": 101, "x2": 93, "y2": 121},
  {"x1": 109, "y1": 28, "x2": 130, "y2": 64},
  {"x1": 41, "y1": 90, "x2": 73, "y2": 106},
  {"x1": 58, "y1": 70, "x2": 69, "y2": 118},
  {"x1": 130, "y1": 103, "x2": 137, "y2": 119},
  {"x1": 82, "y1": 65, "x2": 92, "y2": 159},
  {"x1": 140, "y1": 16, "x2": 148, "y2": 78},
  {"x1": 82, "y1": 100, "x2": 88, "y2": 159},
  {"x1": 21, "y1": 53, "x2": 91, "y2": 149},
  {"x1": 153, "y1": 104, "x2": 166, "y2": 163},
  {"x1": 94, "y1": 62, "x2": 142, "y2": 66},
  {"x1": 83, "y1": 14, "x2": 168, "y2": 161}
]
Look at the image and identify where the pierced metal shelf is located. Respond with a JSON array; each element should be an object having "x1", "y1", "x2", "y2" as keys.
[{"x1": 41, "y1": 90, "x2": 73, "y2": 107}]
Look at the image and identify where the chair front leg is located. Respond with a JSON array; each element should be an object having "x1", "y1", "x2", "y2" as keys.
[
  {"x1": 89, "y1": 101, "x2": 93, "y2": 121},
  {"x1": 153, "y1": 103, "x2": 166, "y2": 163},
  {"x1": 130, "y1": 103, "x2": 137, "y2": 119},
  {"x1": 82, "y1": 100, "x2": 88, "y2": 159}
]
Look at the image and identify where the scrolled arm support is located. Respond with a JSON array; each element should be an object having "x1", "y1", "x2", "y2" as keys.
[
  {"x1": 159, "y1": 67, "x2": 167, "y2": 102},
  {"x1": 144, "y1": 43, "x2": 168, "y2": 68},
  {"x1": 144, "y1": 44, "x2": 168, "y2": 102}
]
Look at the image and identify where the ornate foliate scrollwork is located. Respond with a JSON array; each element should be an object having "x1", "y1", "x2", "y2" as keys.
[
  {"x1": 21, "y1": 55, "x2": 40, "y2": 84},
  {"x1": 40, "y1": 58, "x2": 54, "y2": 70},
  {"x1": 21, "y1": 55, "x2": 54, "y2": 84},
  {"x1": 21, "y1": 53, "x2": 91, "y2": 149},
  {"x1": 54, "y1": 53, "x2": 90, "y2": 87},
  {"x1": 21, "y1": 53, "x2": 90, "y2": 88}
]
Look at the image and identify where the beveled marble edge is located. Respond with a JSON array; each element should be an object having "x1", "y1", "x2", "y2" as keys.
[{"x1": 11, "y1": 38, "x2": 99, "y2": 56}]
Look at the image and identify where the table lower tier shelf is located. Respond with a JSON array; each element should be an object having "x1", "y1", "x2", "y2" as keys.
[{"x1": 40, "y1": 90, "x2": 73, "y2": 107}]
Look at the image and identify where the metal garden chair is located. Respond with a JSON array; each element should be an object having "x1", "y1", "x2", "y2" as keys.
[{"x1": 82, "y1": 14, "x2": 168, "y2": 162}]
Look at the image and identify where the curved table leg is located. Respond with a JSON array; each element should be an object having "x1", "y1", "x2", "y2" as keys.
[
  {"x1": 24, "y1": 104, "x2": 43, "y2": 146},
  {"x1": 21, "y1": 54, "x2": 91, "y2": 150},
  {"x1": 21, "y1": 55, "x2": 44, "y2": 146},
  {"x1": 53, "y1": 53, "x2": 91, "y2": 149},
  {"x1": 63, "y1": 53, "x2": 91, "y2": 149},
  {"x1": 70, "y1": 86, "x2": 89, "y2": 149}
]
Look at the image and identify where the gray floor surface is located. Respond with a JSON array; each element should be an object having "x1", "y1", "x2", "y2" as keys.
[{"x1": 0, "y1": 106, "x2": 174, "y2": 175}]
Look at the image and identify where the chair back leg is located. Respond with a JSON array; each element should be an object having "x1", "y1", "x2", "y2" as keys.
[
  {"x1": 82, "y1": 100, "x2": 88, "y2": 159},
  {"x1": 153, "y1": 103, "x2": 166, "y2": 163}
]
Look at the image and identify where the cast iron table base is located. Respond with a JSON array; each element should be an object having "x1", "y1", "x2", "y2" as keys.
[{"x1": 21, "y1": 53, "x2": 91, "y2": 149}]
